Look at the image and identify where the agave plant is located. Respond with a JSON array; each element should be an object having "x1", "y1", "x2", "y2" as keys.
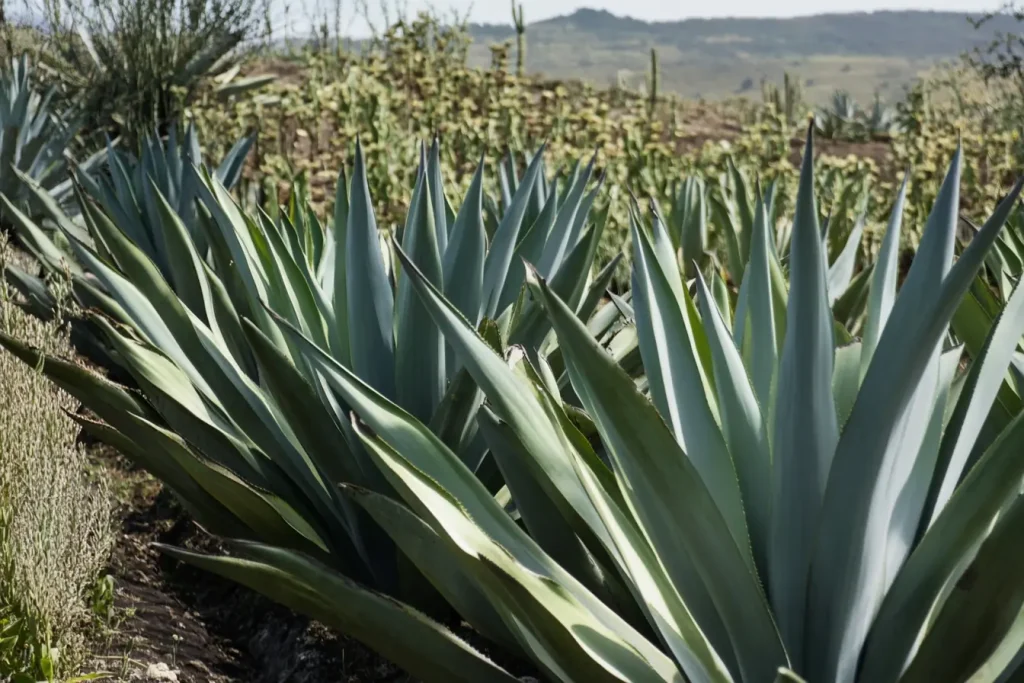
[
  {"x1": 952, "y1": 202, "x2": 1024, "y2": 391},
  {"x1": 0, "y1": 137, "x2": 615, "y2": 609},
  {"x1": 3, "y1": 122, "x2": 253, "y2": 321},
  {"x1": 666, "y1": 175, "x2": 709, "y2": 277},
  {"x1": 860, "y1": 92, "x2": 896, "y2": 140},
  {"x1": 135, "y1": 130, "x2": 1024, "y2": 683},
  {"x1": 816, "y1": 90, "x2": 859, "y2": 140},
  {"x1": 695, "y1": 159, "x2": 872, "y2": 333},
  {"x1": 0, "y1": 54, "x2": 105, "y2": 223}
]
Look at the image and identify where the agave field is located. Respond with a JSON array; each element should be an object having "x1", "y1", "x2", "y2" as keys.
[
  {"x1": 187, "y1": 17, "x2": 1021, "y2": 279},
  {"x1": 2, "y1": 8, "x2": 1024, "y2": 683}
]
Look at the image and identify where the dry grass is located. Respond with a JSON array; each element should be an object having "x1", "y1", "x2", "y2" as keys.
[{"x1": 0, "y1": 239, "x2": 115, "y2": 679}]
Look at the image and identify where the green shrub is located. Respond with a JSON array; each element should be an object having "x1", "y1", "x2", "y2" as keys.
[
  {"x1": 40, "y1": 0, "x2": 261, "y2": 141},
  {"x1": 0, "y1": 239, "x2": 114, "y2": 681}
]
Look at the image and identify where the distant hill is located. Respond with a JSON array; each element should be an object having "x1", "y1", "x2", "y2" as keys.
[{"x1": 466, "y1": 9, "x2": 1018, "y2": 104}]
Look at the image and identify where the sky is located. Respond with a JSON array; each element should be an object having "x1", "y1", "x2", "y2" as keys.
[{"x1": 283, "y1": 0, "x2": 1008, "y2": 37}]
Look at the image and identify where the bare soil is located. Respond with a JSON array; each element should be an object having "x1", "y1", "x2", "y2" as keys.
[{"x1": 86, "y1": 450, "x2": 411, "y2": 683}]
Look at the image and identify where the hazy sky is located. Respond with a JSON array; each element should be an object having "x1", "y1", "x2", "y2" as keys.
[{"x1": 286, "y1": 0, "x2": 1007, "y2": 36}]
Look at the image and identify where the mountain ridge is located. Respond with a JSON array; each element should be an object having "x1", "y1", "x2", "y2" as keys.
[{"x1": 463, "y1": 8, "x2": 1017, "y2": 103}]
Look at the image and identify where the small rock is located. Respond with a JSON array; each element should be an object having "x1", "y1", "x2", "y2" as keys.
[{"x1": 146, "y1": 663, "x2": 180, "y2": 682}]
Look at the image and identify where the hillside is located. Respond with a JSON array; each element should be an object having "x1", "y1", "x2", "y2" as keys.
[{"x1": 466, "y1": 9, "x2": 1019, "y2": 103}]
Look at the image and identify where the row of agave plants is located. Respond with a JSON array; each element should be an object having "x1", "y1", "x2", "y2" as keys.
[{"x1": 3, "y1": 59, "x2": 1024, "y2": 680}]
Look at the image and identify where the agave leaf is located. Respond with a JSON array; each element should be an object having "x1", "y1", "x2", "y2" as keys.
[
  {"x1": 831, "y1": 342, "x2": 862, "y2": 428},
  {"x1": 477, "y1": 407, "x2": 611, "y2": 605},
  {"x1": 832, "y1": 263, "x2": 874, "y2": 333},
  {"x1": 61, "y1": 226, "x2": 202, "y2": 381},
  {"x1": 273, "y1": 298, "x2": 680, "y2": 676},
  {"x1": 426, "y1": 138, "x2": 449, "y2": 257},
  {"x1": 70, "y1": 413, "x2": 249, "y2": 539},
  {"x1": 576, "y1": 253, "x2": 624, "y2": 327},
  {"x1": 501, "y1": 186, "x2": 559, "y2": 313},
  {"x1": 508, "y1": 222, "x2": 605, "y2": 357},
  {"x1": 769, "y1": 128, "x2": 838, "y2": 667},
  {"x1": 807, "y1": 153, "x2": 1023, "y2": 683},
  {"x1": 882, "y1": 346, "x2": 962, "y2": 589},
  {"x1": 89, "y1": 315, "x2": 269, "y2": 481},
  {"x1": 67, "y1": 208, "x2": 348, "y2": 549},
  {"x1": 0, "y1": 193, "x2": 79, "y2": 275},
  {"x1": 251, "y1": 208, "x2": 331, "y2": 353},
  {"x1": 483, "y1": 354, "x2": 636, "y2": 616},
  {"x1": 565, "y1": 432, "x2": 734, "y2": 683},
  {"x1": 567, "y1": 174, "x2": 605, "y2": 251},
  {"x1": 536, "y1": 154, "x2": 596, "y2": 278},
  {"x1": 694, "y1": 271, "x2": 771, "y2": 580},
  {"x1": 744, "y1": 197, "x2": 780, "y2": 415},
  {"x1": 899, "y1": 494, "x2": 1024, "y2": 683},
  {"x1": 328, "y1": 165, "x2": 351, "y2": 365},
  {"x1": 346, "y1": 141, "x2": 395, "y2": 398},
  {"x1": 711, "y1": 193, "x2": 745, "y2": 286},
  {"x1": 240, "y1": 319, "x2": 383, "y2": 493},
  {"x1": 160, "y1": 542, "x2": 521, "y2": 683},
  {"x1": 146, "y1": 179, "x2": 212, "y2": 322},
  {"x1": 153, "y1": 423, "x2": 330, "y2": 557},
  {"x1": 107, "y1": 146, "x2": 159, "y2": 261},
  {"x1": 631, "y1": 219, "x2": 748, "y2": 566},
  {"x1": 353, "y1": 421, "x2": 681, "y2": 683},
  {"x1": 213, "y1": 133, "x2": 256, "y2": 189},
  {"x1": 2, "y1": 263, "x2": 55, "y2": 318},
  {"x1": 13, "y1": 167, "x2": 93, "y2": 247},
  {"x1": 388, "y1": 245, "x2": 645, "y2": 581},
  {"x1": 727, "y1": 158, "x2": 755, "y2": 262},
  {"x1": 528, "y1": 266, "x2": 787, "y2": 681},
  {"x1": 344, "y1": 484, "x2": 516, "y2": 649},
  {"x1": 826, "y1": 211, "x2": 866, "y2": 304},
  {"x1": 428, "y1": 360, "x2": 485, "y2": 464},
  {"x1": 395, "y1": 159, "x2": 445, "y2": 423},
  {"x1": 266, "y1": 208, "x2": 333, "y2": 350},
  {"x1": 201, "y1": 260, "x2": 258, "y2": 379},
  {"x1": 481, "y1": 144, "x2": 546, "y2": 319},
  {"x1": 498, "y1": 152, "x2": 514, "y2": 210},
  {"x1": 0, "y1": 334, "x2": 228, "y2": 525},
  {"x1": 270, "y1": 302, "x2": 591, "y2": 577},
  {"x1": 561, "y1": 204, "x2": 611, "y2": 314},
  {"x1": 676, "y1": 177, "x2": 709, "y2": 273},
  {"x1": 965, "y1": 606, "x2": 1024, "y2": 683},
  {"x1": 775, "y1": 669, "x2": 808, "y2": 683},
  {"x1": 709, "y1": 267, "x2": 732, "y2": 325},
  {"x1": 67, "y1": 197, "x2": 307, "y2": 487},
  {"x1": 192, "y1": 167, "x2": 290, "y2": 349},
  {"x1": 368, "y1": 246, "x2": 640, "y2": 614},
  {"x1": 732, "y1": 264, "x2": 750, "y2": 347},
  {"x1": 860, "y1": 174, "x2": 907, "y2": 376},
  {"x1": 442, "y1": 156, "x2": 486, "y2": 333},
  {"x1": 9, "y1": 333, "x2": 318, "y2": 559},
  {"x1": 949, "y1": 277, "x2": 1023, "y2": 441},
  {"x1": 923, "y1": 272, "x2": 1024, "y2": 529},
  {"x1": 768, "y1": 249, "x2": 790, "y2": 351}
]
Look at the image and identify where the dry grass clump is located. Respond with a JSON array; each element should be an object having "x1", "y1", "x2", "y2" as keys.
[{"x1": 0, "y1": 238, "x2": 115, "y2": 679}]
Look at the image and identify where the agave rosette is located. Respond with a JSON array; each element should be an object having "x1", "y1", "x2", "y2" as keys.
[
  {"x1": 3, "y1": 122, "x2": 254, "y2": 319},
  {"x1": 0, "y1": 55, "x2": 107, "y2": 221},
  {"x1": 151, "y1": 129, "x2": 1024, "y2": 682},
  {"x1": 0, "y1": 136, "x2": 616, "y2": 617},
  {"x1": 676, "y1": 158, "x2": 873, "y2": 336}
]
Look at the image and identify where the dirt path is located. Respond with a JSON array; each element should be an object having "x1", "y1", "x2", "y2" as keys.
[{"x1": 86, "y1": 454, "x2": 411, "y2": 683}]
